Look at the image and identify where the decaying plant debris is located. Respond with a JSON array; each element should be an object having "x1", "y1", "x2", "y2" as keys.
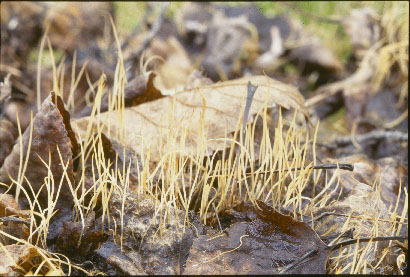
[{"x1": 0, "y1": 2, "x2": 408, "y2": 275}]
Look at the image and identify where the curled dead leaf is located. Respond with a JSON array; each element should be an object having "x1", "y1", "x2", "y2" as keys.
[
  {"x1": 0, "y1": 92, "x2": 78, "y2": 213},
  {"x1": 184, "y1": 201, "x2": 330, "y2": 274},
  {"x1": 75, "y1": 72, "x2": 163, "y2": 118}
]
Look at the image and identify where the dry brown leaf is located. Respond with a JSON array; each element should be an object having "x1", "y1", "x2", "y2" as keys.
[
  {"x1": 75, "y1": 71, "x2": 163, "y2": 118},
  {"x1": 72, "y1": 75, "x2": 308, "y2": 163},
  {"x1": 0, "y1": 220, "x2": 30, "y2": 246},
  {"x1": 0, "y1": 193, "x2": 29, "y2": 218},
  {"x1": 0, "y1": 194, "x2": 31, "y2": 245},
  {"x1": 184, "y1": 201, "x2": 330, "y2": 274},
  {"x1": 0, "y1": 119, "x2": 17, "y2": 168},
  {"x1": 0, "y1": 244, "x2": 32, "y2": 275},
  {"x1": 104, "y1": 190, "x2": 192, "y2": 275},
  {"x1": 311, "y1": 182, "x2": 393, "y2": 272},
  {"x1": 0, "y1": 244, "x2": 62, "y2": 275},
  {"x1": 56, "y1": 211, "x2": 108, "y2": 256},
  {"x1": 0, "y1": 92, "x2": 78, "y2": 212}
]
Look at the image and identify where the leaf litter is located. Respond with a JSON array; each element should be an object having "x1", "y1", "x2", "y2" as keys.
[
  {"x1": 71, "y1": 74, "x2": 308, "y2": 163},
  {"x1": 0, "y1": 2, "x2": 408, "y2": 275}
]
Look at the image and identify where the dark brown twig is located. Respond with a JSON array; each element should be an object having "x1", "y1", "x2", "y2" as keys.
[
  {"x1": 0, "y1": 216, "x2": 30, "y2": 226},
  {"x1": 279, "y1": 248, "x2": 319, "y2": 273},
  {"x1": 212, "y1": 202, "x2": 223, "y2": 232},
  {"x1": 246, "y1": 163, "x2": 353, "y2": 176},
  {"x1": 242, "y1": 82, "x2": 258, "y2": 136},
  {"x1": 331, "y1": 236, "x2": 408, "y2": 250}
]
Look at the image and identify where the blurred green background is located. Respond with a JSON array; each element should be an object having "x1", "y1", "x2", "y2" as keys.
[
  {"x1": 114, "y1": 1, "x2": 406, "y2": 64},
  {"x1": 33, "y1": 2, "x2": 408, "y2": 70}
]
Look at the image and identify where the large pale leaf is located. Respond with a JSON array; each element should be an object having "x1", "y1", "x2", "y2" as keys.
[{"x1": 72, "y1": 75, "x2": 307, "y2": 162}]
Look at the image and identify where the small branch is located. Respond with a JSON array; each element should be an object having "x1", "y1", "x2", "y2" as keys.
[
  {"x1": 331, "y1": 236, "x2": 408, "y2": 251},
  {"x1": 247, "y1": 163, "x2": 354, "y2": 176},
  {"x1": 212, "y1": 202, "x2": 223, "y2": 232},
  {"x1": 324, "y1": 228, "x2": 355, "y2": 244},
  {"x1": 279, "y1": 248, "x2": 319, "y2": 273},
  {"x1": 0, "y1": 216, "x2": 30, "y2": 226},
  {"x1": 306, "y1": 212, "x2": 407, "y2": 225},
  {"x1": 335, "y1": 130, "x2": 408, "y2": 147},
  {"x1": 311, "y1": 163, "x2": 353, "y2": 171}
]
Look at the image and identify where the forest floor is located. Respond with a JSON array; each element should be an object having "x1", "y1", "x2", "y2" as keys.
[{"x1": 0, "y1": 2, "x2": 408, "y2": 275}]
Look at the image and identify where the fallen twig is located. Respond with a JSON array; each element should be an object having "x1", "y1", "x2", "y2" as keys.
[
  {"x1": 0, "y1": 216, "x2": 30, "y2": 226},
  {"x1": 247, "y1": 163, "x2": 354, "y2": 176},
  {"x1": 331, "y1": 235, "x2": 408, "y2": 250},
  {"x1": 335, "y1": 129, "x2": 408, "y2": 147},
  {"x1": 279, "y1": 248, "x2": 319, "y2": 273},
  {"x1": 308, "y1": 212, "x2": 408, "y2": 225}
]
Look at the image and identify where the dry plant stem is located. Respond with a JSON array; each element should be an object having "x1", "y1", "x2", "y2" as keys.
[
  {"x1": 0, "y1": 216, "x2": 30, "y2": 225},
  {"x1": 212, "y1": 202, "x2": 223, "y2": 232},
  {"x1": 230, "y1": 82, "x2": 258, "y2": 204},
  {"x1": 308, "y1": 212, "x2": 408, "y2": 225},
  {"x1": 279, "y1": 248, "x2": 320, "y2": 273},
  {"x1": 126, "y1": 2, "x2": 170, "y2": 63},
  {"x1": 248, "y1": 163, "x2": 353, "y2": 176},
  {"x1": 330, "y1": 236, "x2": 408, "y2": 250},
  {"x1": 281, "y1": 235, "x2": 408, "y2": 273},
  {"x1": 335, "y1": 129, "x2": 408, "y2": 147}
]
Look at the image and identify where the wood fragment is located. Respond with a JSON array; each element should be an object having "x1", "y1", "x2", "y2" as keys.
[{"x1": 335, "y1": 130, "x2": 408, "y2": 147}]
